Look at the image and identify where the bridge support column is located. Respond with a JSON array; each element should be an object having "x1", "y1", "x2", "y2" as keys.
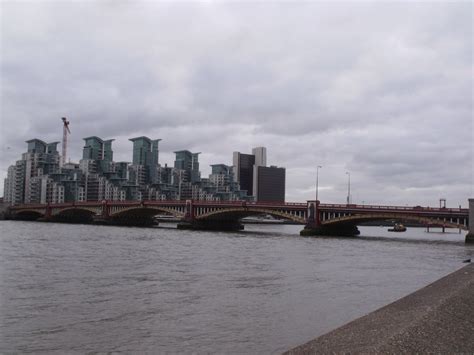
[
  {"x1": 300, "y1": 201, "x2": 359, "y2": 237},
  {"x1": 176, "y1": 200, "x2": 245, "y2": 231},
  {"x1": 92, "y1": 200, "x2": 111, "y2": 225},
  {"x1": 176, "y1": 200, "x2": 194, "y2": 229},
  {"x1": 37, "y1": 204, "x2": 52, "y2": 222},
  {"x1": 301, "y1": 200, "x2": 319, "y2": 236},
  {"x1": 466, "y1": 198, "x2": 474, "y2": 244}
]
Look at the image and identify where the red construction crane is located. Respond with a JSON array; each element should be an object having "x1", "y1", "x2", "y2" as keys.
[{"x1": 61, "y1": 117, "x2": 70, "y2": 166}]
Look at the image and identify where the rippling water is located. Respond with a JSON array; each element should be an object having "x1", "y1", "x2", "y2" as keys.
[{"x1": 0, "y1": 221, "x2": 472, "y2": 353}]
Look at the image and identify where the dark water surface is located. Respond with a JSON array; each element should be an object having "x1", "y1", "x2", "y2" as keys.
[{"x1": 1, "y1": 221, "x2": 472, "y2": 353}]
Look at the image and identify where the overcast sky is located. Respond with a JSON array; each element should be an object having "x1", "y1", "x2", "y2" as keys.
[{"x1": 1, "y1": 1, "x2": 472, "y2": 207}]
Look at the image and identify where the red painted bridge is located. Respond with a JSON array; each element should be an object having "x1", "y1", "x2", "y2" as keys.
[{"x1": 7, "y1": 200, "x2": 470, "y2": 239}]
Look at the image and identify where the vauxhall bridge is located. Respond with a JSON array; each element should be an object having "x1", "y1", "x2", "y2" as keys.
[{"x1": 7, "y1": 199, "x2": 474, "y2": 243}]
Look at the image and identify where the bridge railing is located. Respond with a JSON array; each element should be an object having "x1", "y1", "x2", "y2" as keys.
[
  {"x1": 8, "y1": 203, "x2": 46, "y2": 209},
  {"x1": 169, "y1": 200, "x2": 307, "y2": 207},
  {"x1": 319, "y1": 203, "x2": 468, "y2": 214}
]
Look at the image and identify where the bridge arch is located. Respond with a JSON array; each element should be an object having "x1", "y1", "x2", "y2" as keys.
[
  {"x1": 109, "y1": 206, "x2": 185, "y2": 219},
  {"x1": 195, "y1": 207, "x2": 306, "y2": 224},
  {"x1": 13, "y1": 210, "x2": 44, "y2": 221},
  {"x1": 321, "y1": 213, "x2": 468, "y2": 231},
  {"x1": 106, "y1": 206, "x2": 184, "y2": 227},
  {"x1": 52, "y1": 207, "x2": 100, "y2": 216},
  {"x1": 53, "y1": 208, "x2": 97, "y2": 223}
]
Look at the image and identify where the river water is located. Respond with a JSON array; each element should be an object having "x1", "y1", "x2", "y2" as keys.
[{"x1": 0, "y1": 221, "x2": 472, "y2": 353}]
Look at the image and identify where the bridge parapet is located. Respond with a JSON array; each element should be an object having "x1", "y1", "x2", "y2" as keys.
[{"x1": 6, "y1": 200, "x2": 471, "y2": 239}]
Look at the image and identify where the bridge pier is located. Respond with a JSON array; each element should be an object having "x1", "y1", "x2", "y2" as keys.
[
  {"x1": 177, "y1": 199, "x2": 244, "y2": 231},
  {"x1": 301, "y1": 200, "x2": 360, "y2": 237},
  {"x1": 466, "y1": 198, "x2": 474, "y2": 244}
]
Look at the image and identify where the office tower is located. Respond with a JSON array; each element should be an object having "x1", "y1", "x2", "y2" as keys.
[
  {"x1": 208, "y1": 164, "x2": 243, "y2": 201},
  {"x1": 209, "y1": 164, "x2": 234, "y2": 191},
  {"x1": 191, "y1": 153, "x2": 201, "y2": 183},
  {"x1": 233, "y1": 146, "x2": 285, "y2": 201},
  {"x1": 83, "y1": 136, "x2": 107, "y2": 160},
  {"x1": 174, "y1": 150, "x2": 201, "y2": 184},
  {"x1": 23, "y1": 139, "x2": 61, "y2": 203},
  {"x1": 252, "y1": 147, "x2": 267, "y2": 167},
  {"x1": 129, "y1": 136, "x2": 161, "y2": 166},
  {"x1": 233, "y1": 152, "x2": 255, "y2": 195},
  {"x1": 251, "y1": 146, "x2": 267, "y2": 197},
  {"x1": 81, "y1": 136, "x2": 115, "y2": 174},
  {"x1": 3, "y1": 161, "x2": 26, "y2": 205},
  {"x1": 129, "y1": 136, "x2": 161, "y2": 184},
  {"x1": 254, "y1": 166, "x2": 286, "y2": 202},
  {"x1": 23, "y1": 139, "x2": 60, "y2": 176},
  {"x1": 80, "y1": 136, "x2": 123, "y2": 201},
  {"x1": 152, "y1": 140, "x2": 160, "y2": 166},
  {"x1": 4, "y1": 139, "x2": 62, "y2": 205},
  {"x1": 103, "y1": 140, "x2": 114, "y2": 162},
  {"x1": 174, "y1": 150, "x2": 191, "y2": 171}
]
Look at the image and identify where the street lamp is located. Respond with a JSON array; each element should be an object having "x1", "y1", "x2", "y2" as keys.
[
  {"x1": 346, "y1": 171, "x2": 351, "y2": 204},
  {"x1": 316, "y1": 165, "x2": 322, "y2": 202}
]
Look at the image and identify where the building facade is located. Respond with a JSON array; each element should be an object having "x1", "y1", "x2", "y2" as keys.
[
  {"x1": 232, "y1": 146, "x2": 285, "y2": 201},
  {"x1": 254, "y1": 166, "x2": 286, "y2": 202},
  {"x1": 233, "y1": 152, "x2": 255, "y2": 196},
  {"x1": 4, "y1": 138, "x2": 285, "y2": 205}
]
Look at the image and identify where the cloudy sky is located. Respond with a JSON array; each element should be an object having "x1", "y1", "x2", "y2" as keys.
[{"x1": 1, "y1": 1, "x2": 472, "y2": 207}]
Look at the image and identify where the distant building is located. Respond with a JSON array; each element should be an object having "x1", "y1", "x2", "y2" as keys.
[
  {"x1": 4, "y1": 139, "x2": 62, "y2": 205},
  {"x1": 252, "y1": 147, "x2": 267, "y2": 167},
  {"x1": 233, "y1": 147, "x2": 285, "y2": 201},
  {"x1": 4, "y1": 161, "x2": 26, "y2": 205},
  {"x1": 129, "y1": 136, "x2": 161, "y2": 183},
  {"x1": 4, "y1": 137, "x2": 285, "y2": 204},
  {"x1": 79, "y1": 137, "x2": 126, "y2": 201},
  {"x1": 254, "y1": 166, "x2": 285, "y2": 202},
  {"x1": 82, "y1": 136, "x2": 113, "y2": 161},
  {"x1": 82, "y1": 136, "x2": 115, "y2": 174},
  {"x1": 207, "y1": 164, "x2": 243, "y2": 201},
  {"x1": 174, "y1": 150, "x2": 201, "y2": 184},
  {"x1": 233, "y1": 152, "x2": 255, "y2": 195}
]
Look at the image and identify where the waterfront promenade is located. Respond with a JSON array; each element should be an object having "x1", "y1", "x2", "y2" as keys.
[{"x1": 286, "y1": 263, "x2": 474, "y2": 354}]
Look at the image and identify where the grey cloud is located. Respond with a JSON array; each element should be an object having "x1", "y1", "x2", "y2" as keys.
[{"x1": 1, "y1": 1, "x2": 472, "y2": 206}]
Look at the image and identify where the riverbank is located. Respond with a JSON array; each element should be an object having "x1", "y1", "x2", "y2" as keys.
[{"x1": 286, "y1": 262, "x2": 474, "y2": 354}]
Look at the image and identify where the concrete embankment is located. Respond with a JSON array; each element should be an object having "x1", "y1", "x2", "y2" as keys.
[{"x1": 286, "y1": 263, "x2": 474, "y2": 354}]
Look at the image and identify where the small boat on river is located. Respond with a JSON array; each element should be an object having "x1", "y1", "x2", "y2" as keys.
[{"x1": 388, "y1": 223, "x2": 407, "y2": 232}]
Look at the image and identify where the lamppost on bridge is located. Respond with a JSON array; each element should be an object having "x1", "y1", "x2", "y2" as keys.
[
  {"x1": 346, "y1": 171, "x2": 351, "y2": 205},
  {"x1": 316, "y1": 165, "x2": 322, "y2": 202}
]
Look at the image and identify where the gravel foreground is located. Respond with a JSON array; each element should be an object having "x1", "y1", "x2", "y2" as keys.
[{"x1": 285, "y1": 263, "x2": 474, "y2": 354}]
